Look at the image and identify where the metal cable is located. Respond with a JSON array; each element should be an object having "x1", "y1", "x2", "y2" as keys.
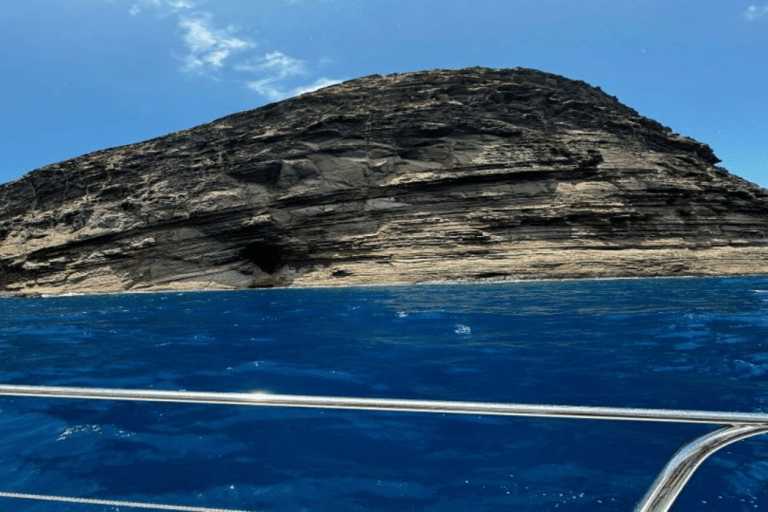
[{"x1": 0, "y1": 491, "x2": 255, "y2": 512}]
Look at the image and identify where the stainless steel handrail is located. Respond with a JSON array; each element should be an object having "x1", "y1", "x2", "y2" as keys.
[
  {"x1": 1, "y1": 384, "x2": 767, "y2": 512},
  {"x1": 635, "y1": 423, "x2": 768, "y2": 512},
  {"x1": 2, "y1": 384, "x2": 768, "y2": 425}
]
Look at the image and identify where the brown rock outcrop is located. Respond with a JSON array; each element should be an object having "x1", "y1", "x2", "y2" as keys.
[{"x1": 1, "y1": 67, "x2": 768, "y2": 295}]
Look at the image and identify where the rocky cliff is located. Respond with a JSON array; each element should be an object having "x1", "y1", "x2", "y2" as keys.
[{"x1": 2, "y1": 67, "x2": 768, "y2": 295}]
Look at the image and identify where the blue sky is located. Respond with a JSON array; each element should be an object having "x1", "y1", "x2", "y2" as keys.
[{"x1": 1, "y1": 0, "x2": 766, "y2": 186}]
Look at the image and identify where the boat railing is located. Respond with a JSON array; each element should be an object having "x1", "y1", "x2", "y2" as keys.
[{"x1": 1, "y1": 384, "x2": 767, "y2": 512}]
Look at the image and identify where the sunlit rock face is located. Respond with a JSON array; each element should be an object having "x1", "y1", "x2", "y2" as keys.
[{"x1": 1, "y1": 67, "x2": 768, "y2": 295}]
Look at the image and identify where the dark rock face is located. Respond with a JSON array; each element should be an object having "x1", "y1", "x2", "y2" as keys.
[{"x1": 1, "y1": 67, "x2": 768, "y2": 294}]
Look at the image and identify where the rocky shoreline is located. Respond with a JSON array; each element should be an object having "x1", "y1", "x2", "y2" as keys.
[{"x1": 2, "y1": 67, "x2": 768, "y2": 296}]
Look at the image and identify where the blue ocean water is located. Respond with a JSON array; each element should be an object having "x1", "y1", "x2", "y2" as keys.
[{"x1": 2, "y1": 276, "x2": 768, "y2": 511}]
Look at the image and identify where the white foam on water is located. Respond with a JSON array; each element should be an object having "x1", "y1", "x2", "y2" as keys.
[
  {"x1": 56, "y1": 424, "x2": 102, "y2": 442},
  {"x1": 454, "y1": 324, "x2": 471, "y2": 335}
]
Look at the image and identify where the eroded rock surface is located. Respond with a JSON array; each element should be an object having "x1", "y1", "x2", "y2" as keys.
[{"x1": 2, "y1": 67, "x2": 768, "y2": 295}]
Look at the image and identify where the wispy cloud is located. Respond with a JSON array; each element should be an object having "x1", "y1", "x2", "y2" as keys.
[
  {"x1": 129, "y1": 0, "x2": 195, "y2": 17},
  {"x1": 744, "y1": 5, "x2": 768, "y2": 21},
  {"x1": 291, "y1": 77, "x2": 343, "y2": 96},
  {"x1": 179, "y1": 16, "x2": 255, "y2": 74},
  {"x1": 126, "y1": 0, "x2": 342, "y2": 100},
  {"x1": 236, "y1": 51, "x2": 343, "y2": 100},
  {"x1": 240, "y1": 51, "x2": 308, "y2": 80},
  {"x1": 249, "y1": 75, "x2": 342, "y2": 102}
]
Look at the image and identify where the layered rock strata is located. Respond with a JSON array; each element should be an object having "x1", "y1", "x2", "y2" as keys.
[{"x1": 1, "y1": 67, "x2": 767, "y2": 295}]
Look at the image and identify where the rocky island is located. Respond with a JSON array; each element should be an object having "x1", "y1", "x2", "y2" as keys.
[{"x1": 1, "y1": 67, "x2": 767, "y2": 295}]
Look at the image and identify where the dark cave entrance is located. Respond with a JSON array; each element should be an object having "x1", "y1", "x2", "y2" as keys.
[{"x1": 241, "y1": 242, "x2": 283, "y2": 274}]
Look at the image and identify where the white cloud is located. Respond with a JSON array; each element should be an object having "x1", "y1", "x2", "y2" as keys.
[
  {"x1": 236, "y1": 51, "x2": 308, "y2": 79},
  {"x1": 243, "y1": 52, "x2": 344, "y2": 100},
  {"x1": 744, "y1": 5, "x2": 768, "y2": 21},
  {"x1": 127, "y1": 1, "x2": 342, "y2": 100},
  {"x1": 179, "y1": 17, "x2": 254, "y2": 73},
  {"x1": 239, "y1": 50, "x2": 344, "y2": 101},
  {"x1": 290, "y1": 77, "x2": 343, "y2": 96},
  {"x1": 247, "y1": 79, "x2": 286, "y2": 101},
  {"x1": 248, "y1": 76, "x2": 342, "y2": 102},
  {"x1": 129, "y1": 0, "x2": 195, "y2": 16},
  {"x1": 169, "y1": 0, "x2": 195, "y2": 8},
  {"x1": 262, "y1": 51, "x2": 307, "y2": 78}
]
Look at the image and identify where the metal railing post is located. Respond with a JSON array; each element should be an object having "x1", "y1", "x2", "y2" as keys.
[{"x1": 635, "y1": 423, "x2": 768, "y2": 512}]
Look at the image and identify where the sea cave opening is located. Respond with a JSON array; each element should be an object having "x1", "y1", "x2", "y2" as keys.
[{"x1": 241, "y1": 242, "x2": 283, "y2": 274}]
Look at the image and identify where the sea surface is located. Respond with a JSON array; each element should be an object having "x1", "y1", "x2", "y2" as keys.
[{"x1": 2, "y1": 276, "x2": 768, "y2": 511}]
